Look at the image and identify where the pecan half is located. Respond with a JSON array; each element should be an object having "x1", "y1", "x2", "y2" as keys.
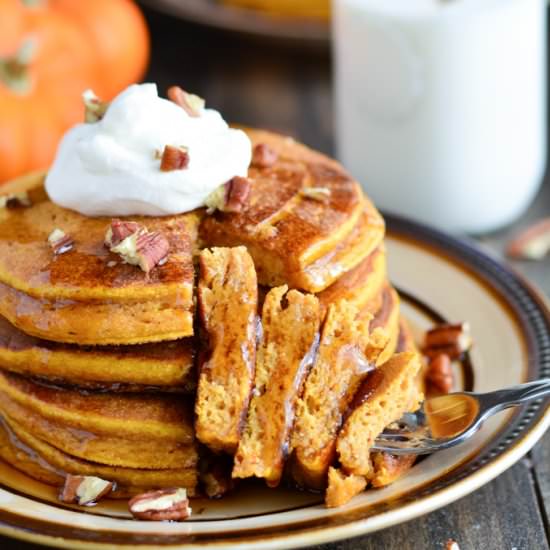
[
  {"x1": 0, "y1": 192, "x2": 31, "y2": 208},
  {"x1": 105, "y1": 221, "x2": 170, "y2": 273},
  {"x1": 224, "y1": 176, "x2": 251, "y2": 213},
  {"x1": 128, "y1": 488, "x2": 191, "y2": 521},
  {"x1": 251, "y1": 143, "x2": 278, "y2": 168},
  {"x1": 300, "y1": 187, "x2": 331, "y2": 201},
  {"x1": 423, "y1": 322, "x2": 472, "y2": 360},
  {"x1": 506, "y1": 218, "x2": 550, "y2": 261},
  {"x1": 426, "y1": 353, "x2": 453, "y2": 394},
  {"x1": 167, "y1": 85, "x2": 205, "y2": 117},
  {"x1": 82, "y1": 89, "x2": 109, "y2": 123},
  {"x1": 104, "y1": 219, "x2": 141, "y2": 248},
  {"x1": 48, "y1": 228, "x2": 74, "y2": 255},
  {"x1": 59, "y1": 474, "x2": 114, "y2": 506},
  {"x1": 160, "y1": 145, "x2": 190, "y2": 171},
  {"x1": 205, "y1": 176, "x2": 251, "y2": 214}
]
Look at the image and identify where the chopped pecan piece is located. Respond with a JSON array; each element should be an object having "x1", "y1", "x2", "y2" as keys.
[
  {"x1": 167, "y1": 85, "x2": 205, "y2": 117},
  {"x1": 160, "y1": 145, "x2": 190, "y2": 171},
  {"x1": 200, "y1": 463, "x2": 235, "y2": 499},
  {"x1": 105, "y1": 221, "x2": 170, "y2": 273},
  {"x1": 423, "y1": 322, "x2": 472, "y2": 359},
  {"x1": 205, "y1": 176, "x2": 251, "y2": 214},
  {"x1": 506, "y1": 218, "x2": 550, "y2": 261},
  {"x1": 224, "y1": 176, "x2": 251, "y2": 213},
  {"x1": 426, "y1": 353, "x2": 453, "y2": 394},
  {"x1": 59, "y1": 474, "x2": 114, "y2": 506},
  {"x1": 0, "y1": 192, "x2": 31, "y2": 208},
  {"x1": 104, "y1": 219, "x2": 141, "y2": 248},
  {"x1": 48, "y1": 228, "x2": 74, "y2": 255},
  {"x1": 251, "y1": 143, "x2": 278, "y2": 168},
  {"x1": 128, "y1": 488, "x2": 191, "y2": 521},
  {"x1": 82, "y1": 89, "x2": 109, "y2": 123},
  {"x1": 300, "y1": 187, "x2": 331, "y2": 201}
]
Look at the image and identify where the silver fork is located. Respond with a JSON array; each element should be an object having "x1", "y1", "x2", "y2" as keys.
[{"x1": 371, "y1": 379, "x2": 550, "y2": 455}]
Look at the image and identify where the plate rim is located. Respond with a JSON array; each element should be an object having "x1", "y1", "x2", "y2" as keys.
[{"x1": 0, "y1": 213, "x2": 549, "y2": 549}]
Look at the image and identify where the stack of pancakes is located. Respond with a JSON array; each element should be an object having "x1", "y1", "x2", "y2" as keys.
[{"x1": 0, "y1": 129, "x2": 422, "y2": 506}]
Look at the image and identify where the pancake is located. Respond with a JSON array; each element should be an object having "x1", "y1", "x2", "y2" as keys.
[
  {"x1": 0, "y1": 370, "x2": 194, "y2": 443},
  {"x1": 317, "y1": 245, "x2": 386, "y2": 314},
  {"x1": 233, "y1": 286, "x2": 321, "y2": 487},
  {"x1": 0, "y1": 416, "x2": 197, "y2": 498},
  {"x1": 364, "y1": 284, "x2": 401, "y2": 366},
  {"x1": 0, "y1": 316, "x2": 194, "y2": 390},
  {"x1": 335, "y1": 352, "x2": 423, "y2": 478},
  {"x1": 196, "y1": 247, "x2": 258, "y2": 454},
  {"x1": 200, "y1": 130, "x2": 385, "y2": 292},
  {"x1": 0, "y1": 393, "x2": 197, "y2": 470},
  {"x1": 0, "y1": 173, "x2": 198, "y2": 345},
  {"x1": 291, "y1": 300, "x2": 371, "y2": 489}
]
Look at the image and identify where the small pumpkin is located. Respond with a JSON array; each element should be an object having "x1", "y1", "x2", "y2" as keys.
[{"x1": 0, "y1": 0, "x2": 150, "y2": 183}]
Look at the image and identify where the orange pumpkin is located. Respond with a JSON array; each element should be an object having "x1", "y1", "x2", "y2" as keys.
[{"x1": 0, "y1": 0, "x2": 150, "y2": 183}]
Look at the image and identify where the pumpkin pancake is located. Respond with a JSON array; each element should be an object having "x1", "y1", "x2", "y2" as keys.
[
  {"x1": 233, "y1": 286, "x2": 321, "y2": 487},
  {"x1": 200, "y1": 130, "x2": 385, "y2": 292},
  {"x1": 0, "y1": 416, "x2": 197, "y2": 498},
  {"x1": 0, "y1": 173, "x2": 199, "y2": 345},
  {"x1": 363, "y1": 284, "x2": 401, "y2": 366},
  {"x1": 335, "y1": 352, "x2": 423, "y2": 478},
  {"x1": 317, "y1": 245, "x2": 386, "y2": 315},
  {"x1": 0, "y1": 370, "x2": 194, "y2": 443},
  {"x1": 196, "y1": 247, "x2": 258, "y2": 454},
  {"x1": 0, "y1": 393, "x2": 197, "y2": 470},
  {"x1": 291, "y1": 300, "x2": 372, "y2": 489},
  {"x1": 0, "y1": 315, "x2": 194, "y2": 390}
]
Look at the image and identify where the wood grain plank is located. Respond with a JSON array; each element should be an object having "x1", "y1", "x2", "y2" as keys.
[{"x1": 310, "y1": 458, "x2": 549, "y2": 550}]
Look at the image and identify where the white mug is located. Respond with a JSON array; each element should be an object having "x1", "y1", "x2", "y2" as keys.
[{"x1": 333, "y1": 0, "x2": 547, "y2": 233}]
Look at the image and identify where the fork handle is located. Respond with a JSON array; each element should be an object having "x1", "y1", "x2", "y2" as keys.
[{"x1": 478, "y1": 379, "x2": 550, "y2": 414}]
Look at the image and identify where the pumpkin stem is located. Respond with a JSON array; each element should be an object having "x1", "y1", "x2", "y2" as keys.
[
  {"x1": 0, "y1": 39, "x2": 35, "y2": 94},
  {"x1": 21, "y1": 0, "x2": 45, "y2": 7}
]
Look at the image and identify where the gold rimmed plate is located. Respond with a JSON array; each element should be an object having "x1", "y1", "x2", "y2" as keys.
[
  {"x1": 0, "y1": 213, "x2": 549, "y2": 548},
  {"x1": 138, "y1": 0, "x2": 330, "y2": 46}
]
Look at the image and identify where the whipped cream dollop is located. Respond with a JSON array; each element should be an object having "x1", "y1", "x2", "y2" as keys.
[{"x1": 45, "y1": 83, "x2": 252, "y2": 217}]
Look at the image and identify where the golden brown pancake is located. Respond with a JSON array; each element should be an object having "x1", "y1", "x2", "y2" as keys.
[
  {"x1": 335, "y1": 352, "x2": 423, "y2": 478},
  {"x1": 291, "y1": 300, "x2": 371, "y2": 489},
  {"x1": 0, "y1": 416, "x2": 197, "y2": 498},
  {"x1": 317, "y1": 245, "x2": 386, "y2": 314},
  {"x1": 0, "y1": 173, "x2": 198, "y2": 345},
  {"x1": 233, "y1": 286, "x2": 321, "y2": 487},
  {"x1": 200, "y1": 130, "x2": 385, "y2": 292},
  {"x1": 0, "y1": 393, "x2": 197, "y2": 470},
  {"x1": 0, "y1": 316, "x2": 194, "y2": 390},
  {"x1": 364, "y1": 284, "x2": 401, "y2": 366},
  {"x1": 196, "y1": 247, "x2": 258, "y2": 454},
  {"x1": 0, "y1": 370, "x2": 194, "y2": 443}
]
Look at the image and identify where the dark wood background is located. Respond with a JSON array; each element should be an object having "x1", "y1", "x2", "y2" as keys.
[{"x1": 2, "y1": 5, "x2": 550, "y2": 549}]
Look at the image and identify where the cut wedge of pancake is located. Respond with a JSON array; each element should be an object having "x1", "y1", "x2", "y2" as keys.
[
  {"x1": 0, "y1": 173, "x2": 198, "y2": 345},
  {"x1": 0, "y1": 316, "x2": 194, "y2": 390},
  {"x1": 336, "y1": 352, "x2": 423, "y2": 478},
  {"x1": 0, "y1": 393, "x2": 197, "y2": 470},
  {"x1": 200, "y1": 129, "x2": 385, "y2": 292},
  {"x1": 291, "y1": 300, "x2": 372, "y2": 489},
  {"x1": 0, "y1": 416, "x2": 197, "y2": 498},
  {"x1": 196, "y1": 247, "x2": 258, "y2": 454},
  {"x1": 0, "y1": 370, "x2": 194, "y2": 443},
  {"x1": 364, "y1": 284, "x2": 401, "y2": 366},
  {"x1": 233, "y1": 286, "x2": 321, "y2": 487}
]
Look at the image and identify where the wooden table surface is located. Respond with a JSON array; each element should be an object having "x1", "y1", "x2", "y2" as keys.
[{"x1": 3, "y1": 7, "x2": 550, "y2": 549}]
